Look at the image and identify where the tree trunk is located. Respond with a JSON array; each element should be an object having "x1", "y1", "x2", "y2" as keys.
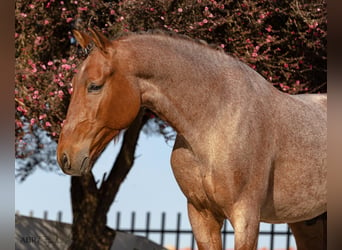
[{"x1": 69, "y1": 109, "x2": 148, "y2": 250}]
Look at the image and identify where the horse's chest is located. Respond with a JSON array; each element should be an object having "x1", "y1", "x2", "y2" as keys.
[{"x1": 171, "y1": 144, "x2": 233, "y2": 213}]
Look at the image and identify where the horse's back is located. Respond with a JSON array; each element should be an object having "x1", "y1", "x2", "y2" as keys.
[{"x1": 292, "y1": 93, "x2": 327, "y2": 112}]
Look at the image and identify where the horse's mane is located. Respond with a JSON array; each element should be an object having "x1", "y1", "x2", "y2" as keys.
[{"x1": 81, "y1": 29, "x2": 226, "y2": 56}]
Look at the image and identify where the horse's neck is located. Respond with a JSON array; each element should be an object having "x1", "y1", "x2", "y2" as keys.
[{"x1": 126, "y1": 35, "x2": 272, "y2": 139}]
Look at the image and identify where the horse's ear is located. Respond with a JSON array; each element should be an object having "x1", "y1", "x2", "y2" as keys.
[
  {"x1": 73, "y1": 30, "x2": 92, "y2": 49},
  {"x1": 88, "y1": 27, "x2": 112, "y2": 54}
]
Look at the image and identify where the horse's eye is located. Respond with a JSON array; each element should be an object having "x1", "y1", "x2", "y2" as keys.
[{"x1": 87, "y1": 83, "x2": 103, "y2": 93}]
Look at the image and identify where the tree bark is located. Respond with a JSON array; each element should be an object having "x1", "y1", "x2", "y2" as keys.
[{"x1": 69, "y1": 109, "x2": 148, "y2": 250}]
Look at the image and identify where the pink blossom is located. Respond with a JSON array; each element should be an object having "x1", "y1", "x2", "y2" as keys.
[
  {"x1": 16, "y1": 120, "x2": 23, "y2": 128},
  {"x1": 30, "y1": 118, "x2": 36, "y2": 125},
  {"x1": 78, "y1": 7, "x2": 88, "y2": 11},
  {"x1": 20, "y1": 13, "x2": 27, "y2": 18},
  {"x1": 265, "y1": 25, "x2": 272, "y2": 32},
  {"x1": 39, "y1": 114, "x2": 47, "y2": 120},
  {"x1": 58, "y1": 90, "x2": 64, "y2": 99},
  {"x1": 61, "y1": 64, "x2": 71, "y2": 70},
  {"x1": 58, "y1": 81, "x2": 65, "y2": 87},
  {"x1": 203, "y1": 19, "x2": 208, "y2": 24},
  {"x1": 48, "y1": 61, "x2": 53, "y2": 66},
  {"x1": 252, "y1": 52, "x2": 258, "y2": 57},
  {"x1": 284, "y1": 63, "x2": 289, "y2": 68},
  {"x1": 178, "y1": 8, "x2": 183, "y2": 13},
  {"x1": 60, "y1": 1, "x2": 64, "y2": 5},
  {"x1": 66, "y1": 17, "x2": 73, "y2": 23},
  {"x1": 266, "y1": 35, "x2": 272, "y2": 43},
  {"x1": 34, "y1": 36, "x2": 44, "y2": 46},
  {"x1": 149, "y1": 8, "x2": 155, "y2": 12},
  {"x1": 16, "y1": 106, "x2": 27, "y2": 114},
  {"x1": 45, "y1": 121, "x2": 52, "y2": 127},
  {"x1": 29, "y1": 4, "x2": 35, "y2": 9},
  {"x1": 220, "y1": 44, "x2": 225, "y2": 48},
  {"x1": 68, "y1": 87, "x2": 73, "y2": 95},
  {"x1": 110, "y1": 9, "x2": 115, "y2": 15}
]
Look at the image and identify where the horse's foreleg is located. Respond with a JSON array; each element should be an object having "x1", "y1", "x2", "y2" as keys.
[
  {"x1": 230, "y1": 204, "x2": 260, "y2": 250},
  {"x1": 187, "y1": 202, "x2": 223, "y2": 250}
]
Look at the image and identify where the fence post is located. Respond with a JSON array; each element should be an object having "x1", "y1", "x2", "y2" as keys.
[
  {"x1": 116, "y1": 212, "x2": 121, "y2": 230},
  {"x1": 160, "y1": 212, "x2": 166, "y2": 246},
  {"x1": 270, "y1": 224, "x2": 274, "y2": 250},
  {"x1": 145, "y1": 212, "x2": 151, "y2": 238},
  {"x1": 130, "y1": 212, "x2": 136, "y2": 233},
  {"x1": 286, "y1": 225, "x2": 291, "y2": 250},
  {"x1": 175, "y1": 213, "x2": 181, "y2": 249},
  {"x1": 57, "y1": 211, "x2": 62, "y2": 222},
  {"x1": 44, "y1": 211, "x2": 48, "y2": 220}
]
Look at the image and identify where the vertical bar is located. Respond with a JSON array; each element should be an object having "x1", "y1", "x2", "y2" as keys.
[
  {"x1": 131, "y1": 211, "x2": 136, "y2": 233},
  {"x1": 191, "y1": 233, "x2": 195, "y2": 250},
  {"x1": 43, "y1": 211, "x2": 48, "y2": 220},
  {"x1": 270, "y1": 224, "x2": 274, "y2": 250},
  {"x1": 145, "y1": 212, "x2": 151, "y2": 238},
  {"x1": 286, "y1": 225, "x2": 291, "y2": 250},
  {"x1": 222, "y1": 220, "x2": 227, "y2": 249},
  {"x1": 175, "y1": 213, "x2": 181, "y2": 250},
  {"x1": 29, "y1": 210, "x2": 33, "y2": 217},
  {"x1": 116, "y1": 212, "x2": 121, "y2": 230},
  {"x1": 57, "y1": 211, "x2": 62, "y2": 222},
  {"x1": 160, "y1": 212, "x2": 166, "y2": 246}
]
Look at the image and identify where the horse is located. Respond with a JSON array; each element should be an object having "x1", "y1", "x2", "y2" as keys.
[{"x1": 57, "y1": 28, "x2": 327, "y2": 250}]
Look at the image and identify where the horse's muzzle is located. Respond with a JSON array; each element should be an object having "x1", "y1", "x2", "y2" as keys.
[{"x1": 57, "y1": 150, "x2": 91, "y2": 176}]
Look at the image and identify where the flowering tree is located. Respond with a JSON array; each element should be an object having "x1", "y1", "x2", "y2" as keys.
[{"x1": 15, "y1": 0, "x2": 326, "y2": 248}]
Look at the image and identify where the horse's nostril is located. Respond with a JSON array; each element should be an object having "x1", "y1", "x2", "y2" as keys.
[{"x1": 62, "y1": 153, "x2": 70, "y2": 169}]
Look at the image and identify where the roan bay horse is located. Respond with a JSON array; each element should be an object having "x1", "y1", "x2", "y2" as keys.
[{"x1": 57, "y1": 28, "x2": 327, "y2": 250}]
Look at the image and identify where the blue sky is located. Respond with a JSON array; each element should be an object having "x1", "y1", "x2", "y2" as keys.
[{"x1": 15, "y1": 133, "x2": 296, "y2": 249}]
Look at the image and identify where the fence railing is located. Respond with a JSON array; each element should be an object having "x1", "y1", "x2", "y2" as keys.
[
  {"x1": 113, "y1": 211, "x2": 296, "y2": 250},
  {"x1": 16, "y1": 210, "x2": 296, "y2": 250}
]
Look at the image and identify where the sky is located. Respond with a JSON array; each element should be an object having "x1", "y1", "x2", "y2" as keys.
[{"x1": 15, "y1": 132, "x2": 296, "y2": 249}]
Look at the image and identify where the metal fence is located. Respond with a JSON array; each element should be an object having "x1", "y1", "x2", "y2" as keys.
[
  {"x1": 16, "y1": 210, "x2": 296, "y2": 250},
  {"x1": 113, "y1": 211, "x2": 295, "y2": 250}
]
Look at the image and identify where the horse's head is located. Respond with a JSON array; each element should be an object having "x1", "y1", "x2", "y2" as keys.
[{"x1": 57, "y1": 28, "x2": 141, "y2": 176}]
